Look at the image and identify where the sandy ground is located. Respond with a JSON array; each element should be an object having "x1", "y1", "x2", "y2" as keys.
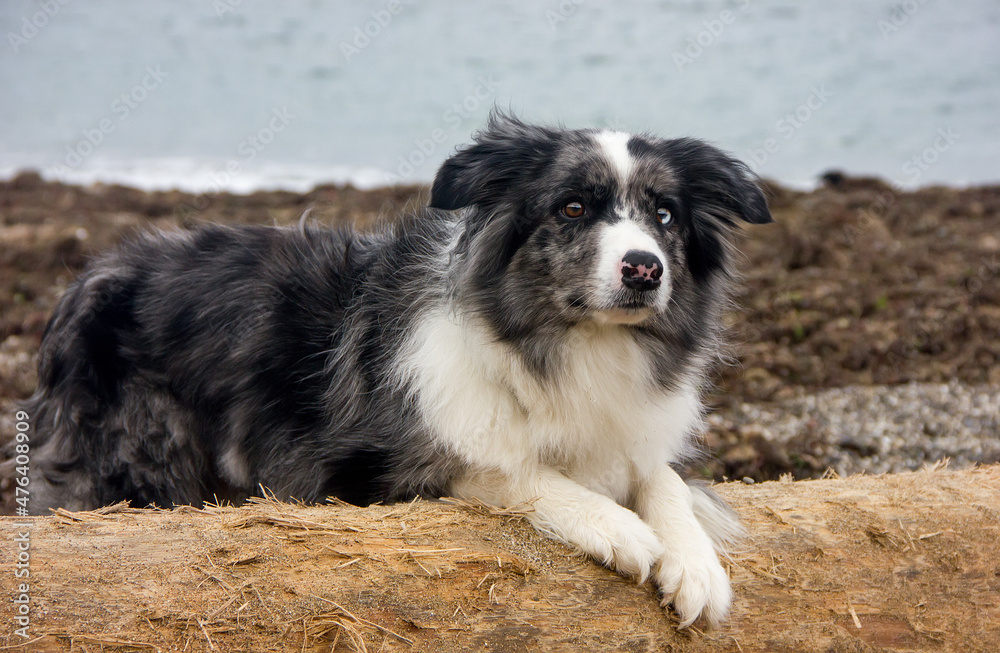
[{"x1": 1, "y1": 172, "x2": 998, "y2": 486}]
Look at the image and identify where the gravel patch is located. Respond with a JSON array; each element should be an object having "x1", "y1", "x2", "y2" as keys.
[{"x1": 712, "y1": 381, "x2": 1000, "y2": 477}]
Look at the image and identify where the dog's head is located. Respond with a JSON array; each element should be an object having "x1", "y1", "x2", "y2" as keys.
[{"x1": 430, "y1": 113, "x2": 771, "y2": 333}]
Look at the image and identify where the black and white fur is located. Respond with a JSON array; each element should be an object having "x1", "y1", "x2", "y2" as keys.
[{"x1": 12, "y1": 114, "x2": 771, "y2": 627}]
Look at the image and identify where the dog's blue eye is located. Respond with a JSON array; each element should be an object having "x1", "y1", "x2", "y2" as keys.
[{"x1": 657, "y1": 208, "x2": 672, "y2": 225}]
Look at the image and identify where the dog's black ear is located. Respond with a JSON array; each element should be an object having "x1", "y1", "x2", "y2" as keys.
[
  {"x1": 429, "y1": 111, "x2": 559, "y2": 211},
  {"x1": 669, "y1": 138, "x2": 772, "y2": 227},
  {"x1": 661, "y1": 139, "x2": 773, "y2": 279}
]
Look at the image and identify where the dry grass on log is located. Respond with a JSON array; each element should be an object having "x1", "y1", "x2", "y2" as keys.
[{"x1": 1, "y1": 465, "x2": 998, "y2": 652}]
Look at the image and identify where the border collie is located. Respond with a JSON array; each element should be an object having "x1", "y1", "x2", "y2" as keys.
[{"x1": 14, "y1": 114, "x2": 771, "y2": 627}]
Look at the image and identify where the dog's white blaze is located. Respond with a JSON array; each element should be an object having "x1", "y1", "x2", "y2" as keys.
[
  {"x1": 595, "y1": 130, "x2": 634, "y2": 181},
  {"x1": 594, "y1": 220, "x2": 671, "y2": 314}
]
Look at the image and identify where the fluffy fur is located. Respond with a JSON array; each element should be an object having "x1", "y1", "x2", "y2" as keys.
[{"x1": 11, "y1": 114, "x2": 771, "y2": 627}]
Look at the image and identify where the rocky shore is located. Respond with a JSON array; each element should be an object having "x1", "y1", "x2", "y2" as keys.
[{"x1": 1, "y1": 171, "x2": 998, "y2": 485}]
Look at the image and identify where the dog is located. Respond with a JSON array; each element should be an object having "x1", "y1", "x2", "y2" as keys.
[{"x1": 14, "y1": 113, "x2": 771, "y2": 627}]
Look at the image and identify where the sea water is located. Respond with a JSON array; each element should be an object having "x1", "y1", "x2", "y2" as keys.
[{"x1": 1, "y1": 0, "x2": 997, "y2": 193}]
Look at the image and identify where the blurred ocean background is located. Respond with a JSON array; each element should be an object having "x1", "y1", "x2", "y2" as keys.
[{"x1": 1, "y1": 0, "x2": 998, "y2": 193}]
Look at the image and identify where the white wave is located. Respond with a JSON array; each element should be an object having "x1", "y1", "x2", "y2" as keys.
[{"x1": 0, "y1": 156, "x2": 400, "y2": 194}]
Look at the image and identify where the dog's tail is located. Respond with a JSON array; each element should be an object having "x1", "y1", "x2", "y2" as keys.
[
  {"x1": 1, "y1": 262, "x2": 141, "y2": 515},
  {"x1": 688, "y1": 480, "x2": 746, "y2": 554}
]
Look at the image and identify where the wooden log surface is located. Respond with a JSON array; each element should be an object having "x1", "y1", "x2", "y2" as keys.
[{"x1": 1, "y1": 465, "x2": 998, "y2": 652}]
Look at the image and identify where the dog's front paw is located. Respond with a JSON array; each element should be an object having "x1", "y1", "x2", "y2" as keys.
[
  {"x1": 547, "y1": 505, "x2": 664, "y2": 582},
  {"x1": 590, "y1": 508, "x2": 665, "y2": 582},
  {"x1": 655, "y1": 541, "x2": 732, "y2": 629}
]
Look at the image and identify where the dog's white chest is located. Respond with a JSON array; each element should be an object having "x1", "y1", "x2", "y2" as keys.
[
  {"x1": 517, "y1": 324, "x2": 650, "y2": 446},
  {"x1": 396, "y1": 312, "x2": 701, "y2": 494}
]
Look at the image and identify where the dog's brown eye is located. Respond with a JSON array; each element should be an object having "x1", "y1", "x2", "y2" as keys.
[{"x1": 563, "y1": 201, "x2": 585, "y2": 218}]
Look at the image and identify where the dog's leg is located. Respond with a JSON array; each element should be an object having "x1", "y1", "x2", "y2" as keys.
[
  {"x1": 633, "y1": 464, "x2": 733, "y2": 628},
  {"x1": 452, "y1": 466, "x2": 664, "y2": 582}
]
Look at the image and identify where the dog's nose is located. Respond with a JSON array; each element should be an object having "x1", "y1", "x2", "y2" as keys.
[{"x1": 620, "y1": 250, "x2": 663, "y2": 291}]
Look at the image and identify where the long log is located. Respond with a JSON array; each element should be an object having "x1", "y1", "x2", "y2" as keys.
[{"x1": 2, "y1": 465, "x2": 998, "y2": 652}]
